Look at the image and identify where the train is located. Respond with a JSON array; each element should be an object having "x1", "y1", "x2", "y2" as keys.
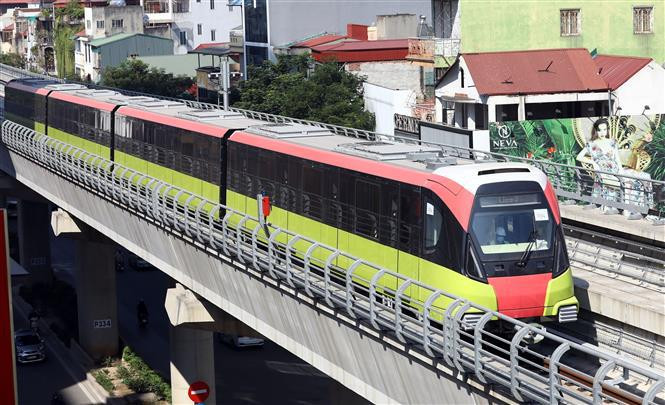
[{"x1": 4, "y1": 78, "x2": 579, "y2": 324}]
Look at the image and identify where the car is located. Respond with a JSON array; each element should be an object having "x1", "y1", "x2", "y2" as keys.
[
  {"x1": 217, "y1": 333, "x2": 265, "y2": 349},
  {"x1": 14, "y1": 329, "x2": 46, "y2": 364},
  {"x1": 129, "y1": 254, "x2": 154, "y2": 271}
]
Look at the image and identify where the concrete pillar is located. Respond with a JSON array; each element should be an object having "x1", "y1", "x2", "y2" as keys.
[
  {"x1": 169, "y1": 326, "x2": 216, "y2": 405},
  {"x1": 518, "y1": 95, "x2": 526, "y2": 121},
  {"x1": 52, "y1": 209, "x2": 119, "y2": 361},
  {"x1": 75, "y1": 236, "x2": 119, "y2": 361},
  {"x1": 165, "y1": 283, "x2": 261, "y2": 403},
  {"x1": 17, "y1": 200, "x2": 52, "y2": 285}
]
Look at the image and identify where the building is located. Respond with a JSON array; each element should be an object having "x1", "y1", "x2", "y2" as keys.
[
  {"x1": 595, "y1": 54, "x2": 665, "y2": 115},
  {"x1": 142, "y1": 0, "x2": 241, "y2": 55},
  {"x1": 241, "y1": 0, "x2": 431, "y2": 68},
  {"x1": 82, "y1": 0, "x2": 144, "y2": 39},
  {"x1": 431, "y1": 0, "x2": 664, "y2": 63},
  {"x1": 435, "y1": 48, "x2": 611, "y2": 130},
  {"x1": 74, "y1": 32, "x2": 172, "y2": 81}
]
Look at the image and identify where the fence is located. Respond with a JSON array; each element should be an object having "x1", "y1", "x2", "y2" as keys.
[{"x1": 2, "y1": 120, "x2": 664, "y2": 404}]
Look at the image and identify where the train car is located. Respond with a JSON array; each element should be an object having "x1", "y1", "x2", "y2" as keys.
[
  {"x1": 226, "y1": 125, "x2": 579, "y2": 324},
  {"x1": 4, "y1": 79, "x2": 579, "y2": 324},
  {"x1": 4, "y1": 78, "x2": 58, "y2": 132}
]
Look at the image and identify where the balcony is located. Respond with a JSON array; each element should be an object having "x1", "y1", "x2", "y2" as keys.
[
  {"x1": 144, "y1": 0, "x2": 173, "y2": 23},
  {"x1": 406, "y1": 37, "x2": 460, "y2": 68}
]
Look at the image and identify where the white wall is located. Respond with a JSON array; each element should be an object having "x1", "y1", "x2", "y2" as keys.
[
  {"x1": 347, "y1": 61, "x2": 422, "y2": 95},
  {"x1": 363, "y1": 82, "x2": 413, "y2": 135},
  {"x1": 172, "y1": 1, "x2": 241, "y2": 55},
  {"x1": 613, "y1": 61, "x2": 665, "y2": 115}
]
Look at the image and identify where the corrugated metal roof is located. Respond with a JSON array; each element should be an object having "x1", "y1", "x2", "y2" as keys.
[
  {"x1": 137, "y1": 54, "x2": 199, "y2": 76},
  {"x1": 90, "y1": 32, "x2": 170, "y2": 47},
  {"x1": 463, "y1": 48, "x2": 609, "y2": 96},
  {"x1": 313, "y1": 39, "x2": 408, "y2": 52},
  {"x1": 193, "y1": 42, "x2": 229, "y2": 50},
  {"x1": 594, "y1": 54, "x2": 651, "y2": 90},
  {"x1": 294, "y1": 34, "x2": 347, "y2": 48}
]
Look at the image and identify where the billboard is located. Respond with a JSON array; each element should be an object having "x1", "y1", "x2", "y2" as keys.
[
  {"x1": 489, "y1": 115, "x2": 665, "y2": 213},
  {"x1": 0, "y1": 209, "x2": 17, "y2": 405}
]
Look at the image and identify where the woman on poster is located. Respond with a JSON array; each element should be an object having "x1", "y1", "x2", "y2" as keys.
[{"x1": 576, "y1": 118, "x2": 652, "y2": 219}]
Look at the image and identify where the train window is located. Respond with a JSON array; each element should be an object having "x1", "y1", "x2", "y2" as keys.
[
  {"x1": 338, "y1": 168, "x2": 355, "y2": 232},
  {"x1": 380, "y1": 180, "x2": 399, "y2": 247},
  {"x1": 424, "y1": 196, "x2": 443, "y2": 252},
  {"x1": 302, "y1": 162, "x2": 323, "y2": 220},
  {"x1": 181, "y1": 132, "x2": 194, "y2": 157},
  {"x1": 323, "y1": 166, "x2": 341, "y2": 228},
  {"x1": 399, "y1": 185, "x2": 421, "y2": 255},
  {"x1": 258, "y1": 149, "x2": 275, "y2": 197},
  {"x1": 355, "y1": 179, "x2": 379, "y2": 240}
]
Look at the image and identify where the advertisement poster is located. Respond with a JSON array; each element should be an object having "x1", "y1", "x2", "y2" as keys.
[{"x1": 489, "y1": 114, "x2": 665, "y2": 212}]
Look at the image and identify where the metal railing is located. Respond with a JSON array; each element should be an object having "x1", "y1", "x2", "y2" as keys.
[
  {"x1": 2, "y1": 120, "x2": 664, "y2": 404},
  {"x1": 1, "y1": 62, "x2": 662, "y2": 222}
]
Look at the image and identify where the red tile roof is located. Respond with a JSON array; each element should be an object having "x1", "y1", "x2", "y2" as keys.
[
  {"x1": 2, "y1": 23, "x2": 13, "y2": 31},
  {"x1": 293, "y1": 34, "x2": 347, "y2": 48},
  {"x1": 594, "y1": 54, "x2": 651, "y2": 90},
  {"x1": 0, "y1": 0, "x2": 37, "y2": 4},
  {"x1": 462, "y1": 48, "x2": 609, "y2": 96},
  {"x1": 193, "y1": 42, "x2": 229, "y2": 50},
  {"x1": 311, "y1": 39, "x2": 409, "y2": 62}
]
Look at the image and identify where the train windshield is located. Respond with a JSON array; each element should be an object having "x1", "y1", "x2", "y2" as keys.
[{"x1": 470, "y1": 193, "x2": 553, "y2": 258}]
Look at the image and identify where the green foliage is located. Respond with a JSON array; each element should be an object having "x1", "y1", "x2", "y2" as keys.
[
  {"x1": 121, "y1": 347, "x2": 171, "y2": 402},
  {"x1": 56, "y1": 0, "x2": 84, "y2": 20},
  {"x1": 645, "y1": 121, "x2": 665, "y2": 181},
  {"x1": 93, "y1": 370, "x2": 115, "y2": 393},
  {"x1": 101, "y1": 59, "x2": 194, "y2": 99},
  {"x1": 234, "y1": 54, "x2": 375, "y2": 131},
  {"x1": 0, "y1": 53, "x2": 25, "y2": 68}
]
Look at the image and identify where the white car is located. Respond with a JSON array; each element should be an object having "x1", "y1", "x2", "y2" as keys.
[{"x1": 218, "y1": 333, "x2": 265, "y2": 348}]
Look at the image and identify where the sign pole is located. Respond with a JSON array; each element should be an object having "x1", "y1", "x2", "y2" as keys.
[{"x1": 0, "y1": 209, "x2": 18, "y2": 405}]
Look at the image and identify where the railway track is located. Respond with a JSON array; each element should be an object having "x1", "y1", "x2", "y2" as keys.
[{"x1": 564, "y1": 224, "x2": 665, "y2": 291}]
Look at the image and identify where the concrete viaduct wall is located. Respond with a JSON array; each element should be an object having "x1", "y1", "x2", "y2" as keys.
[{"x1": 0, "y1": 145, "x2": 505, "y2": 404}]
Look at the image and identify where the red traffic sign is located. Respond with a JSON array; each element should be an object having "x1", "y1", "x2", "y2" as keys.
[{"x1": 188, "y1": 381, "x2": 210, "y2": 403}]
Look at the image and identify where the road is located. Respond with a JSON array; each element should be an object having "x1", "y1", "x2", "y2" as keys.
[
  {"x1": 13, "y1": 302, "x2": 103, "y2": 405},
  {"x1": 51, "y1": 233, "x2": 367, "y2": 404}
]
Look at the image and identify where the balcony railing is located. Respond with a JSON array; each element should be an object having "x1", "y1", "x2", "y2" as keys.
[{"x1": 144, "y1": 0, "x2": 170, "y2": 13}]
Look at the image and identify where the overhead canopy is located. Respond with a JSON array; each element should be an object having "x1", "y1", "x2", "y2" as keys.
[{"x1": 189, "y1": 47, "x2": 233, "y2": 57}]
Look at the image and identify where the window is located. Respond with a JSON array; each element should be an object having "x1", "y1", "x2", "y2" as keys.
[
  {"x1": 633, "y1": 7, "x2": 653, "y2": 34},
  {"x1": 197, "y1": 24, "x2": 202, "y2": 35},
  {"x1": 179, "y1": 31, "x2": 187, "y2": 45},
  {"x1": 210, "y1": 0, "x2": 214, "y2": 9},
  {"x1": 75, "y1": 40, "x2": 80, "y2": 52},
  {"x1": 355, "y1": 179, "x2": 380, "y2": 239},
  {"x1": 424, "y1": 197, "x2": 443, "y2": 251},
  {"x1": 210, "y1": 29, "x2": 215, "y2": 41},
  {"x1": 560, "y1": 9, "x2": 580, "y2": 36},
  {"x1": 112, "y1": 19, "x2": 123, "y2": 28},
  {"x1": 96, "y1": 20, "x2": 104, "y2": 29},
  {"x1": 86, "y1": 20, "x2": 91, "y2": 29},
  {"x1": 244, "y1": 0, "x2": 267, "y2": 42}
]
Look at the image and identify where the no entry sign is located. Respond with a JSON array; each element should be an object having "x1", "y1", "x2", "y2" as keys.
[{"x1": 188, "y1": 381, "x2": 210, "y2": 404}]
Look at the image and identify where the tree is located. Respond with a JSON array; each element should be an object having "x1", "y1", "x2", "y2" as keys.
[
  {"x1": 0, "y1": 53, "x2": 25, "y2": 68},
  {"x1": 234, "y1": 54, "x2": 375, "y2": 131},
  {"x1": 101, "y1": 59, "x2": 195, "y2": 99}
]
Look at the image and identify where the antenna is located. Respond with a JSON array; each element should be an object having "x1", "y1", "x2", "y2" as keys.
[
  {"x1": 501, "y1": 76, "x2": 513, "y2": 84},
  {"x1": 538, "y1": 60, "x2": 553, "y2": 72}
]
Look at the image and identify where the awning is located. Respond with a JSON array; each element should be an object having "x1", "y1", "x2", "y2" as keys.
[{"x1": 438, "y1": 92, "x2": 478, "y2": 103}]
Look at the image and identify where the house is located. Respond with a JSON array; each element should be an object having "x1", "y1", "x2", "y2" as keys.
[
  {"x1": 434, "y1": 48, "x2": 612, "y2": 130},
  {"x1": 74, "y1": 32, "x2": 172, "y2": 81},
  {"x1": 240, "y1": 1, "x2": 431, "y2": 68},
  {"x1": 142, "y1": 0, "x2": 241, "y2": 55},
  {"x1": 430, "y1": 0, "x2": 664, "y2": 63},
  {"x1": 594, "y1": 54, "x2": 665, "y2": 115}
]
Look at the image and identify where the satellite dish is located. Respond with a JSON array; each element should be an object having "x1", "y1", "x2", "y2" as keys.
[{"x1": 143, "y1": 14, "x2": 149, "y2": 25}]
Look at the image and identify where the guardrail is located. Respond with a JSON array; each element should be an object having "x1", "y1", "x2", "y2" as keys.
[
  {"x1": 2, "y1": 120, "x2": 664, "y2": 404},
  {"x1": 0, "y1": 63, "x2": 663, "y2": 222}
]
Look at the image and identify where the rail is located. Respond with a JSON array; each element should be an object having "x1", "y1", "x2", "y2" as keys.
[
  {"x1": 0, "y1": 62, "x2": 663, "y2": 222},
  {"x1": 2, "y1": 120, "x2": 664, "y2": 404}
]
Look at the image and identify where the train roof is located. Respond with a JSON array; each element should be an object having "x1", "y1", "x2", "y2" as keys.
[
  {"x1": 234, "y1": 122, "x2": 500, "y2": 175},
  {"x1": 7, "y1": 78, "x2": 59, "y2": 93}
]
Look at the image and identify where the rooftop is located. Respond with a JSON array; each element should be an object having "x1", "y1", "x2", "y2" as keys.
[
  {"x1": 311, "y1": 39, "x2": 409, "y2": 63},
  {"x1": 89, "y1": 32, "x2": 170, "y2": 47},
  {"x1": 461, "y1": 48, "x2": 609, "y2": 96},
  {"x1": 293, "y1": 34, "x2": 347, "y2": 48},
  {"x1": 593, "y1": 54, "x2": 652, "y2": 90}
]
